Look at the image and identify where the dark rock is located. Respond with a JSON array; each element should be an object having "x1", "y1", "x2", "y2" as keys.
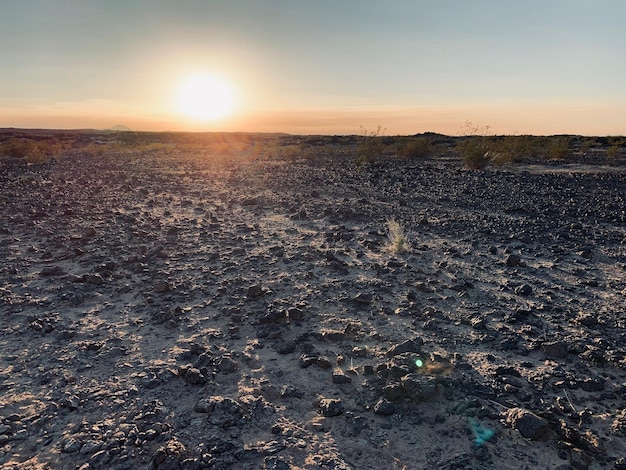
[
  {"x1": 287, "y1": 307, "x2": 304, "y2": 321},
  {"x1": 577, "y1": 377, "x2": 605, "y2": 392},
  {"x1": 387, "y1": 338, "x2": 423, "y2": 357},
  {"x1": 505, "y1": 254, "x2": 524, "y2": 267},
  {"x1": 40, "y1": 265, "x2": 63, "y2": 276},
  {"x1": 84, "y1": 273, "x2": 105, "y2": 285},
  {"x1": 184, "y1": 367, "x2": 207, "y2": 385},
  {"x1": 276, "y1": 340, "x2": 296, "y2": 354},
  {"x1": 322, "y1": 329, "x2": 346, "y2": 342},
  {"x1": 206, "y1": 397, "x2": 244, "y2": 427},
  {"x1": 401, "y1": 373, "x2": 437, "y2": 402},
  {"x1": 373, "y1": 398, "x2": 395, "y2": 416},
  {"x1": 319, "y1": 398, "x2": 344, "y2": 417},
  {"x1": 515, "y1": 284, "x2": 533, "y2": 296},
  {"x1": 299, "y1": 355, "x2": 317, "y2": 368},
  {"x1": 332, "y1": 369, "x2": 352, "y2": 384},
  {"x1": 316, "y1": 356, "x2": 333, "y2": 369},
  {"x1": 216, "y1": 356, "x2": 238, "y2": 373},
  {"x1": 542, "y1": 341, "x2": 569, "y2": 359},
  {"x1": 264, "y1": 455, "x2": 292, "y2": 470},
  {"x1": 382, "y1": 383, "x2": 406, "y2": 401},
  {"x1": 354, "y1": 292, "x2": 373, "y2": 304},
  {"x1": 505, "y1": 407, "x2": 549, "y2": 440}
]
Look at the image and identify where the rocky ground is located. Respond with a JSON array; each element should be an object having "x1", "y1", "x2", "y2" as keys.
[{"x1": 1, "y1": 144, "x2": 626, "y2": 469}]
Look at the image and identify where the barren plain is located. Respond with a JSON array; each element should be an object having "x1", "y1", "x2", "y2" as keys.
[{"x1": 1, "y1": 133, "x2": 626, "y2": 469}]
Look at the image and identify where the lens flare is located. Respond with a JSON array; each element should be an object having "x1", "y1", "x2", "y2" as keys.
[{"x1": 468, "y1": 417, "x2": 494, "y2": 446}]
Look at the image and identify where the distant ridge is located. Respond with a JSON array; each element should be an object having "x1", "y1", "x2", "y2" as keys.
[{"x1": 108, "y1": 124, "x2": 132, "y2": 131}]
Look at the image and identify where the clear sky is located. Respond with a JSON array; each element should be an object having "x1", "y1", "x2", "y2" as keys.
[{"x1": 1, "y1": 0, "x2": 625, "y2": 135}]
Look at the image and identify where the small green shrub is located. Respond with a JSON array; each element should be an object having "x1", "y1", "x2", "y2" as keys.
[{"x1": 386, "y1": 218, "x2": 409, "y2": 255}]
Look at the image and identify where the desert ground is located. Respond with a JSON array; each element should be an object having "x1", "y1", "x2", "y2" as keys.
[{"x1": 1, "y1": 131, "x2": 626, "y2": 469}]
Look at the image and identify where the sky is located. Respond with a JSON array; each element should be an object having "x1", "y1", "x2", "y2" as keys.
[{"x1": 1, "y1": 0, "x2": 625, "y2": 135}]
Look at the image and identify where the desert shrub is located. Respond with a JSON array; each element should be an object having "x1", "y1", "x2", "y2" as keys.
[
  {"x1": 493, "y1": 135, "x2": 537, "y2": 164},
  {"x1": 355, "y1": 126, "x2": 386, "y2": 166},
  {"x1": 607, "y1": 144, "x2": 621, "y2": 159},
  {"x1": 397, "y1": 136, "x2": 435, "y2": 159},
  {"x1": 0, "y1": 138, "x2": 67, "y2": 164},
  {"x1": 457, "y1": 121, "x2": 495, "y2": 169},
  {"x1": 544, "y1": 137, "x2": 570, "y2": 160},
  {"x1": 0, "y1": 138, "x2": 39, "y2": 159},
  {"x1": 458, "y1": 137, "x2": 493, "y2": 170},
  {"x1": 386, "y1": 218, "x2": 409, "y2": 255}
]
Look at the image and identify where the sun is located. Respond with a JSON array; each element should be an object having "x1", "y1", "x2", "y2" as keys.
[{"x1": 177, "y1": 74, "x2": 236, "y2": 121}]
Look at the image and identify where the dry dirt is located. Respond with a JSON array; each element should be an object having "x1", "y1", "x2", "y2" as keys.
[{"x1": 1, "y1": 148, "x2": 626, "y2": 469}]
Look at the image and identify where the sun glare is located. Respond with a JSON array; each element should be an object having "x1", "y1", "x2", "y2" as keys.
[{"x1": 177, "y1": 74, "x2": 236, "y2": 121}]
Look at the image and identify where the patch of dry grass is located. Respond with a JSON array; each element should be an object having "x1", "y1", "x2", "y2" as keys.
[{"x1": 386, "y1": 218, "x2": 409, "y2": 255}]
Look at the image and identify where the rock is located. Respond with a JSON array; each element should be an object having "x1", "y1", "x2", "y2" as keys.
[
  {"x1": 316, "y1": 356, "x2": 333, "y2": 369},
  {"x1": 83, "y1": 273, "x2": 105, "y2": 285},
  {"x1": 354, "y1": 292, "x2": 373, "y2": 305},
  {"x1": 319, "y1": 398, "x2": 344, "y2": 417},
  {"x1": 373, "y1": 398, "x2": 395, "y2": 416},
  {"x1": 153, "y1": 280, "x2": 171, "y2": 293},
  {"x1": 505, "y1": 254, "x2": 524, "y2": 267},
  {"x1": 205, "y1": 397, "x2": 244, "y2": 427},
  {"x1": 611, "y1": 409, "x2": 626, "y2": 436},
  {"x1": 40, "y1": 265, "x2": 63, "y2": 276},
  {"x1": 62, "y1": 438, "x2": 82, "y2": 453},
  {"x1": 275, "y1": 340, "x2": 296, "y2": 354},
  {"x1": 264, "y1": 455, "x2": 292, "y2": 470},
  {"x1": 515, "y1": 284, "x2": 533, "y2": 296},
  {"x1": 322, "y1": 329, "x2": 346, "y2": 342},
  {"x1": 401, "y1": 373, "x2": 438, "y2": 402},
  {"x1": 332, "y1": 369, "x2": 352, "y2": 384},
  {"x1": 542, "y1": 341, "x2": 569, "y2": 359},
  {"x1": 89, "y1": 449, "x2": 111, "y2": 466},
  {"x1": 184, "y1": 367, "x2": 207, "y2": 385},
  {"x1": 287, "y1": 307, "x2": 304, "y2": 321},
  {"x1": 577, "y1": 377, "x2": 605, "y2": 392},
  {"x1": 505, "y1": 407, "x2": 549, "y2": 440},
  {"x1": 382, "y1": 383, "x2": 406, "y2": 401},
  {"x1": 387, "y1": 338, "x2": 423, "y2": 357},
  {"x1": 247, "y1": 285, "x2": 266, "y2": 298},
  {"x1": 217, "y1": 356, "x2": 238, "y2": 373}
]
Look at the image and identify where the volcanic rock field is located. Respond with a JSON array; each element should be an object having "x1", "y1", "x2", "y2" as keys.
[{"x1": 1, "y1": 143, "x2": 626, "y2": 469}]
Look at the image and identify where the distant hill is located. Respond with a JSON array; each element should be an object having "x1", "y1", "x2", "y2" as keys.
[{"x1": 108, "y1": 124, "x2": 132, "y2": 132}]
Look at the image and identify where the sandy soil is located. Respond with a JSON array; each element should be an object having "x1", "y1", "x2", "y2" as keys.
[{"x1": 1, "y1": 148, "x2": 625, "y2": 469}]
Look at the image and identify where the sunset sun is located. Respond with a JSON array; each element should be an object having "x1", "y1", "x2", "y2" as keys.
[{"x1": 177, "y1": 74, "x2": 236, "y2": 121}]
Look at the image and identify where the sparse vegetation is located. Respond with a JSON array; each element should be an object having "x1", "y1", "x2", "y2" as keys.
[
  {"x1": 607, "y1": 144, "x2": 621, "y2": 159},
  {"x1": 355, "y1": 125, "x2": 386, "y2": 166},
  {"x1": 457, "y1": 122, "x2": 493, "y2": 170},
  {"x1": 544, "y1": 136, "x2": 570, "y2": 160},
  {"x1": 397, "y1": 136, "x2": 436, "y2": 159},
  {"x1": 386, "y1": 218, "x2": 409, "y2": 255},
  {"x1": 0, "y1": 137, "x2": 71, "y2": 164}
]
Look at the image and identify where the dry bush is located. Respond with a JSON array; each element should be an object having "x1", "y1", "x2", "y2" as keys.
[
  {"x1": 457, "y1": 122, "x2": 494, "y2": 170},
  {"x1": 544, "y1": 137, "x2": 570, "y2": 160},
  {"x1": 492, "y1": 135, "x2": 537, "y2": 164},
  {"x1": 397, "y1": 136, "x2": 436, "y2": 159},
  {"x1": 386, "y1": 218, "x2": 409, "y2": 255},
  {"x1": 356, "y1": 126, "x2": 386, "y2": 166},
  {"x1": 0, "y1": 138, "x2": 69, "y2": 164},
  {"x1": 606, "y1": 145, "x2": 621, "y2": 159},
  {"x1": 458, "y1": 137, "x2": 493, "y2": 170}
]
